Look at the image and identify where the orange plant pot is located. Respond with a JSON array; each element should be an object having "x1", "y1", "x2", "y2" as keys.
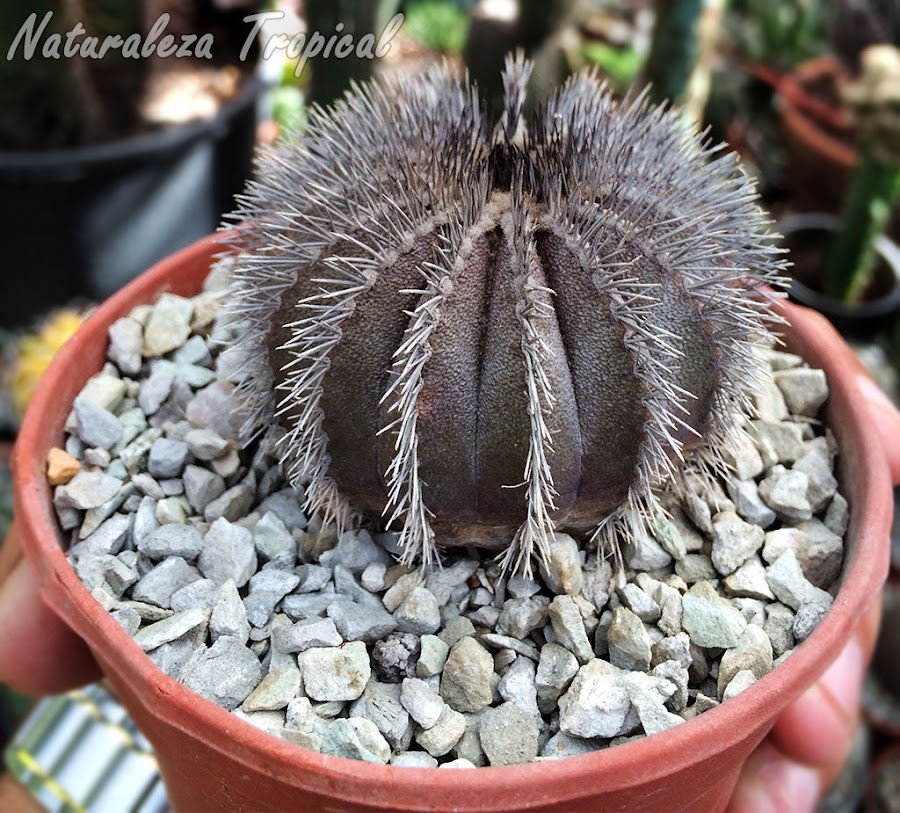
[{"x1": 11, "y1": 234, "x2": 893, "y2": 812}]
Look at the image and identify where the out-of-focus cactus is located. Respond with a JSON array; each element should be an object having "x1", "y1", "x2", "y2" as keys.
[{"x1": 223, "y1": 56, "x2": 785, "y2": 574}]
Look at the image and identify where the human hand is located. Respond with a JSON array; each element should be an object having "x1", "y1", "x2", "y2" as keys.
[
  {"x1": 0, "y1": 372, "x2": 898, "y2": 812},
  {"x1": 729, "y1": 374, "x2": 900, "y2": 813}
]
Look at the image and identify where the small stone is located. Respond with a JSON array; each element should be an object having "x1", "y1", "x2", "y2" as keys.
[
  {"x1": 69, "y1": 514, "x2": 130, "y2": 558},
  {"x1": 372, "y1": 632, "x2": 421, "y2": 683},
  {"x1": 83, "y1": 447, "x2": 111, "y2": 468},
  {"x1": 539, "y1": 533, "x2": 584, "y2": 595},
  {"x1": 722, "y1": 669, "x2": 758, "y2": 700},
  {"x1": 138, "y1": 367, "x2": 175, "y2": 416},
  {"x1": 793, "y1": 439, "x2": 837, "y2": 511},
  {"x1": 774, "y1": 368, "x2": 828, "y2": 417},
  {"x1": 619, "y1": 583, "x2": 661, "y2": 624},
  {"x1": 718, "y1": 622, "x2": 773, "y2": 700},
  {"x1": 763, "y1": 521, "x2": 843, "y2": 589},
  {"x1": 415, "y1": 707, "x2": 466, "y2": 757},
  {"x1": 607, "y1": 607, "x2": 653, "y2": 672},
  {"x1": 298, "y1": 641, "x2": 371, "y2": 701},
  {"x1": 147, "y1": 438, "x2": 190, "y2": 480},
  {"x1": 76, "y1": 372, "x2": 127, "y2": 413},
  {"x1": 468, "y1": 606, "x2": 501, "y2": 628},
  {"x1": 758, "y1": 468, "x2": 813, "y2": 521},
  {"x1": 652, "y1": 660, "x2": 689, "y2": 711},
  {"x1": 681, "y1": 581, "x2": 747, "y2": 649},
  {"x1": 724, "y1": 430, "x2": 766, "y2": 480},
  {"x1": 46, "y1": 447, "x2": 81, "y2": 486},
  {"x1": 479, "y1": 633, "x2": 540, "y2": 662},
  {"x1": 650, "y1": 517, "x2": 687, "y2": 561},
  {"x1": 675, "y1": 553, "x2": 717, "y2": 585},
  {"x1": 654, "y1": 582, "x2": 683, "y2": 636},
  {"x1": 185, "y1": 381, "x2": 244, "y2": 441},
  {"x1": 548, "y1": 595, "x2": 594, "y2": 665},
  {"x1": 181, "y1": 636, "x2": 264, "y2": 711},
  {"x1": 391, "y1": 752, "x2": 438, "y2": 768},
  {"x1": 753, "y1": 376, "x2": 790, "y2": 421},
  {"x1": 143, "y1": 294, "x2": 193, "y2": 357},
  {"x1": 417, "y1": 634, "x2": 450, "y2": 678},
  {"x1": 750, "y1": 420, "x2": 805, "y2": 467},
  {"x1": 766, "y1": 550, "x2": 834, "y2": 612},
  {"x1": 479, "y1": 702, "x2": 540, "y2": 766},
  {"x1": 559, "y1": 659, "x2": 632, "y2": 738},
  {"x1": 170, "y1": 579, "x2": 218, "y2": 612},
  {"x1": 107, "y1": 317, "x2": 143, "y2": 375},
  {"x1": 203, "y1": 481, "x2": 255, "y2": 524},
  {"x1": 210, "y1": 579, "x2": 251, "y2": 644},
  {"x1": 383, "y1": 572, "x2": 425, "y2": 613},
  {"x1": 726, "y1": 478, "x2": 777, "y2": 529},
  {"x1": 711, "y1": 510, "x2": 765, "y2": 576},
  {"x1": 134, "y1": 608, "x2": 208, "y2": 652},
  {"x1": 132, "y1": 556, "x2": 201, "y2": 607},
  {"x1": 350, "y1": 681, "x2": 412, "y2": 750},
  {"x1": 55, "y1": 470, "x2": 121, "y2": 510},
  {"x1": 764, "y1": 603, "x2": 795, "y2": 658},
  {"x1": 723, "y1": 556, "x2": 775, "y2": 600},
  {"x1": 507, "y1": 574, "x2": 541, "y2": 599},
  {"x1": 320, "y1": 718, "x2": 392, "y2": 764},
  {"x1": 622, "y1": 671, "x2": 681, "y2": 735},
  {"x1": 792, "y1": 601, "x2": 830, "y2": 641},
  {"x1": 495, "y1": 596, "x2": 549, "y2": 641},
  {"x1": 256, "y1": 488, "x2": 307, "y2": 531},
  {"x1": 251, "y1": 512, "x2": 295, "y2": 563},
  {"x1": 184, "y1": 428, "x2": 230, "y2": 461},
  {"x1": 441, "y1": 636, "x2": 495, "y2": 713},
  {"x1": 438, "y1": 616, "x2": 476, "y2": 647},
  {"x1": 183, "y1": 465, "x2": 226, "y2": 514},
  {"x1": 361, "y1": 562, "x2": 387, "y2": 592},
  {"x1": 242, "y1": 669, "x2": 303, "y2": 712},
  {"x1": 110, "y1": 606, "x2": 141, "y2": 636},
  {"x1": 74, "y1": 399, "x2": 123, "y2": 450},
  {"x1": 400, "y1": 677, "x2": 446, "y2": 728},
  {"x1": 322, "y1": 529, "x2": 392, "y2": 574},
  {"x1": 274, "y1": 617, "x2": 343, "y2": 653},
  {"x1": 155, "y1": 496, "x2": 189, "y2": 525},
  {"x1": 624, "y1": 533, "x2": 673, "y2": 572},
  {"x1": 424, "y1": 560, "x2": 480, "y2": 606},
  {"x1": 825, "y1": 493, "x2": 850, "y2": 537},
  {"x1": 198, "y1": 518, "x2": 257, "y2": 588},
  {"x1": 327, "y1": 599, "x2": 397, "y2": 643},
  {"x1": 497, "y1": 655, "x2": 539, "y2": 718},
  {"x1": 138, "y1": 524, "x2": 204, "y2": 560},
  {"x1": 395, "y1": 587, "x2": 442, "y2": 635},
  {"x1": 541, "y1": 731, "x2": 603, "y2": 759}
]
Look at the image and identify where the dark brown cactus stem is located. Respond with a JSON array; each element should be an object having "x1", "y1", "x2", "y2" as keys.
[{"x1": 222, "y1": 54, "x2": 786, "y2": 576}]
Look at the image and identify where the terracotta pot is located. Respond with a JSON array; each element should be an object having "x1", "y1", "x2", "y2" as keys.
[
  {"x1": 779, "y1": 55, "x2": 856, "y2": 214},
  {"x1": 11, "y1": 234, "x2": 893, "y2": 812}
]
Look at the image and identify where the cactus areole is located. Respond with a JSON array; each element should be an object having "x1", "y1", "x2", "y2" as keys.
[{"x1": 225, "y1": 56, "x2": 786, "y2": 575}]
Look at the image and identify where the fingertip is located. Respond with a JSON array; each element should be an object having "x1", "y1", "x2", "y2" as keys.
[
  {"x1": 728, "y1": 741, "x2": 821, "y2": 813},
  {"x1": 0, "y1": 560, "x2": 100, "y2": 696},
  {"x1": 856, "y1": 374, "x2": 900, "y2": 484}
]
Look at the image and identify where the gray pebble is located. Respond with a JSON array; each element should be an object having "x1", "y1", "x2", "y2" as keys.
[
  {"x1": 763, "y1": 521, "x2": 843, "y2": 589},
  {"x1": 619, "y1": 583, "x2": 661, "y2": 624},
  {"x1": 414, "y1": 707, "x2": 466, "y2": 757},
  {"x1": 722, "y1": 669, "x2": 758, "y2": 700},
  {"x1": 198, "y1": 518, "x2": 257, "y2": 588},
  {"x1": 441, "y1": 637, "x2": 494, "y2": 713},
  {"x1": 395, "y1": 587, "x2": 442, "y2": 635},
  {"x1": 549, "y1": 595, "x2": 595, "y2": 665},
  {"x1": 622, "y1": 671, "x2": 681, "y2": 735},
  {"x1": 210, "y1": 579, "x2": 251, "y2": 645},
  {"x1": 416, "y1": 634, "x2": 450, "y2": 678},
  {"x1": 401, "y1": 677, "x2": 446, "y2": 728},
  {"x1": 107, "y1": 317, "x2": 143, "y2": 375},
  {"x1": 110, "y1": 606, "x2": 142, "y2": 636},
  {"x1": 624, "y1": 533, "x2": 673, "y2": 572},
  {"x1": 711, "y1": 510, "x2": 765, "y2": 577},
  {"x1": 298, "y1": 642, "x2": 371, "y2": 701},
  {"x1": 170, "y1": 579, "x2": 218, "y2": 612},
  {"x1": 327, "y1": 599, "x2": 397, "y2": 643},
  {"x1": 147, "y1": 438, "x2": 190, "y2": 480},
  {"x1": 132, "y1": 556, "x2": 201, "y2": 607},
  {"x1": 425, "y1": 560, "x2": 479, "y2": 606},
  {"x1": 758, "y1": 468, "x2": 813, "y2": 521},
  {"x1": 792, "y1": 601, "x2": 830, "y2": 641},
  {"x1": 750, "y1": 420, "x2": 805, "y2": 467},
  {"x1": 681, "y1": 581, "x2": 747, "y2": 649},
  {"x1": 539, "y1": 533, "x2": 584, "y2": 596},
  {"x1": 256, "y1": 488, "x2": 307, "y2": 531},
  {"x1": 55, "y1": 471, "x2": 122, "y2": 510},
  {"x1": 675, "y1": 553, "x2": 717, "y2": 585},
  {"x1": 764, "y1": 603, "x2": 795, "y2": 658},
  {"x1": 76, "y1": 372, "x2": 127, "y2": 413},
  {"x1": 793, "y1": 439, "x2": 837, "y2": 511},
  {"x1": 723, "y1": 556, "x2": 775, "y2": 600},
  {"x1": 203, "y1": 480, "x2": 255, "y2": 524},
  {"x1": 479, "y1": 702, "x2": 539, "y2": 766},
  {"x1": 252, "y1": 512, "x2": 295, "y2": 562},
  {"x1": 74, "y1": 399, "x2": 123, "y2": 450},
  {"x1": 350, "y1": 681, "x2": 412, "y2": 750},
  {"x1": 766, "y1": 550, "x2": 834, "y2": 612},
  {"x1": 725, "y1": 478, "x2": 777, "y2": 529},
  {"x1": 181, "y1": 636, "x2": 264, "y2": 711},
  {"x1": 143, "y1": 294, "x2": 193, "y2": 358},
  {"x1": 320, "y1": 718, "x2": 391, "y2": 764},
  {"x1": 133, "y1": 608, "x2": 208, "y2": 652},
  {"x1": 495, "y1": 596, "x2": 549, "y2": 639},
  {"x1": 183, "y1": 465, "x2": 226, "y2": 514},
  {"x1": 391, "y1": 752, "x2": 438, "y2": 768},
  {"x1": 155, "y1": 496, "x2": 189, "y2": 525},
  {"x1": 84, "y1": 446, "x2": 112, "y2": 468},
  {"x1": 138, "y1": 367, "x2": 175, "y2": 416},
  {"x1": 497, "y1": 655, "x2": 539, "y2": 718},
  {"x1": 536, "y1": 643, "x2": 579, "y2": 714},
  {"x1": 774, "y1": 368, "x2": 828, "y2": 417},
  {"x1": 242, "y1": 669, "x2": 303, "y2": 712},
  {"x1": 541, "y1": 731, "x2": 603, "y2": 759},
  {"x1": 132, "y1": 473, "x2": 165, "y2": 500},
  {"x1": 479, "y1": 633, "x2": 541, "y2": 662},
  {"x1": 607, "y1": 607, "x2": 652, "y2": 672},
  {"x1": 559, "y1": 659, "x2": 632, "y2": 738},
  {"x1": 185, "y1": 428, "x2": 230, "y2": 461},
  {"x1": 274, "y1": 617, "x2": 342, "y2": 653},
  {"x1": 138, "y1": 524, "x2": 204, "y2": 560}
]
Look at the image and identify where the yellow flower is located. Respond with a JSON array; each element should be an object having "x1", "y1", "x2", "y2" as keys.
[{"x1": 10, "y1": 310, "x2": 85, "y2": 419}]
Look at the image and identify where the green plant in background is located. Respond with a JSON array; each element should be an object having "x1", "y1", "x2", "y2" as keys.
[
  {"x1": 728, "y1": 0, "x2": 827, "y2": 70},
  {"x1": 825, "y1": 45, "x2": 900, "y2": 303},
  {"x1": 222, "y1": 55, "x2": 785, "y2": 575},
  {"x1": 643, "y1": 0, "x2": 705, "y2": 106},
  {"x1": 403, "y1": 0, "x2": 470, "y2": 54}
]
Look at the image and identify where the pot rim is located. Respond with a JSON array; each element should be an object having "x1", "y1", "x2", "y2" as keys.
[
  {"x1": 779, "y1": 212, "x2": 900, "y2": 319},
  {"x1": 10, "y1": 232, "x2": 893, "y2": 808}
]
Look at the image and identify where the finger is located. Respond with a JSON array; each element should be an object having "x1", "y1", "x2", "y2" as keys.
[
  {"x1": 0, "y1": 557, "x2": 101, "y2": 696},
  {"x1": 727, "y1": 739, "x2": 822, "y2": 813},
  {"x1": 856, "y1": 374, "x2": 900, "y2": 484}
]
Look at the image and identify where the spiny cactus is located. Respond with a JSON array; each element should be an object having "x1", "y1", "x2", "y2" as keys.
[{"x1": 223, "y1": 55, "x2": 786, "y2": 575}]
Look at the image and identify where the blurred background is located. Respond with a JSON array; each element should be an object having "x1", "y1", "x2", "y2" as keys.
[{"x1": 2, "y1": 0, "x2": 900, "y2": 809}]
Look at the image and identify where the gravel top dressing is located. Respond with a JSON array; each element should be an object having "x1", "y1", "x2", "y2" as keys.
[{"x1": 48, "y1": 265, "x2": 848, "y2": 768}]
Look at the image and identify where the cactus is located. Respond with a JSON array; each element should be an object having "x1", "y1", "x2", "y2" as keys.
[{"x1": 223, "y1": 56, "x2": 786, "y2": 575}]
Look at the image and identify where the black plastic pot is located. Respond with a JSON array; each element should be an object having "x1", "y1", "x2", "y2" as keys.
[
  {"x1": 779, "y1": 213, "x2": 900, "y2": 341},
  {"x1": 0, "y1": 76, "x2": 263, "y2": 329}
]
